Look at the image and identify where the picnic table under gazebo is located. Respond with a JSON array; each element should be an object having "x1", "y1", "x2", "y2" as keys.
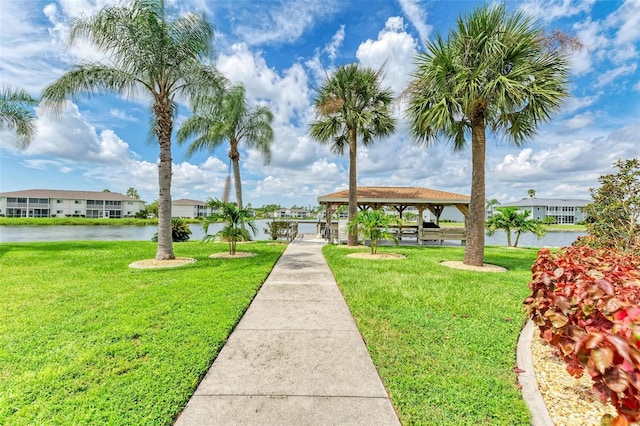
[{"x1": 317, "y1": 186, "x2": 471, "y2": 245}]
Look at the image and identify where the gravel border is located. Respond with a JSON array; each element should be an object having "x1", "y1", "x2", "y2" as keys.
[
  {"x1": 209, "y1": 252, "x2": 257, "y2": 258},
  {"x1": 530, "y1": 326, "x2": 617, "y2": 425},
  {"x1": 128, "y1": 257, "x2": 196, "y2": 269},
  {"x1": 518, "y1": 320, "x2": 617, "y2": 426},
  {"x1": 440, "y1": 260, "x2": 507, "y2": 272}
]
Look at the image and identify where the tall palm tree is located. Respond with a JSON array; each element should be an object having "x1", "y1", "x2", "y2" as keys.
[
  {"x1": 1, "y1": 85, "x2": 38, "y2": 148},
  {"x1": 40, "y1": 0, "x2": 225, "y2": 260},
  {"x1": 406, "y1": 4, "x2": 569, "y2": 266},
  {"x1": 310, "y1": 64, "x2": 396, "y2": 246},
  {"x1": 177, "y1": 84, "x2": 274, "y2": 209}
]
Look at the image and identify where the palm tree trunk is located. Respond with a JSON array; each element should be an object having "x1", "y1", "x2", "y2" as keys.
[
  {"x1": 229, "y1": 140, "x2": 243, "y2": 209},
  {"x1": 507, "y1": 230, "x2": 513, "y2": 247},
  {"x1": 463, "y1": 119, "x2": 486, "y2": 266},
  {"x1": 514, "y1": 232, "x2": 520, "y2": 248},
  {"x1": 154, "y1": 97, "x2": 175, "y2": 260},
  {"x1": 348, "y1": 129, "x2": 358, "y2": 246}
]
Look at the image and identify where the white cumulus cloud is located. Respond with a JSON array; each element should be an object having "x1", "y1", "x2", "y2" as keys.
[
  {"x1": 397, "y1": 0, "x2": 432, "y2": 44},
  {"x1": 356, "y1": 17, "x2": 418, "y2": 95}
]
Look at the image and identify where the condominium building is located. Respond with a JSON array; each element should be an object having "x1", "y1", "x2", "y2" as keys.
[
  {"x1": 172, "y1": 199, "x2": 211, "y2": 219},
  {"x1": 0, "y1": 189, "x2": 146, "y2": 218},
  {"x1": 497, "y1": 198, "x2": 590, "y2": 224},
  {"x1": 273, "y1": 208, "x2": 312, "y2": 219}
]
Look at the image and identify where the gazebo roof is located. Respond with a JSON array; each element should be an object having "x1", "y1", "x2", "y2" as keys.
[{"x1": 317, "y1": 186, "x2": 470, "y2": 205}]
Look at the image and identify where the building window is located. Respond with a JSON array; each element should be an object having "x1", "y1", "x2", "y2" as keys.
[
  {"x1": 74, "y1": 210, "x2": 82, "y2": 214},
  {"x1": 127, "y1": 202, "x2": 133, "y2": 205},
  {"x1": 57, "y1": 210, "x2": 63, "y2": 214},
  {"x1": 57, "y1": 200, "x2": 63, "y2": 204},
  {"x1": 74, "y1": 200, "x2": 82, "y2": 204}
]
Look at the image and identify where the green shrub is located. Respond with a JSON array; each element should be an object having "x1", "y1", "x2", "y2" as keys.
[
  {"x1": 151, "y1": 217, "x2": 191, "y2": 242},
  {"x1": 541, "y1": 216, "x2": 556, "y2": 225},
  {"x1": 264, "y1": 220, "x2": 293, "y2": 240},
  {"x1": 583, "y1": 158, "x2": 640, "y2": 254},
  {"x1": 525, "y1": 246, "x2": 640, "y2": 424}
]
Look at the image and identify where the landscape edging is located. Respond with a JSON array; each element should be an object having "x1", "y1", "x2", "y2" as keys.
[{"x1": 516, "y1": 319, "x2": 554, "y2": 426}]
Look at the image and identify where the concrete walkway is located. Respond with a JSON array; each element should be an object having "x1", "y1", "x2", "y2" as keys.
[{"x1": 175, "y1": 236, "x2": 400, "y2": 425}]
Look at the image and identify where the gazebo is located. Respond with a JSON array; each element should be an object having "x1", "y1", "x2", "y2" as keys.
[{"x1": 317, "y1": 186, "x2": 471, "y2": 244}]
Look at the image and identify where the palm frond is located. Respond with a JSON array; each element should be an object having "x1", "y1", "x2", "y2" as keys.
[
  {"x1": 309, "y1": 63, "x2": 396, "y2": 154},
  {"x1": 407, "y1": 3, "x2": 569, "y2": 147},
  {"x1": 42, "y1": 65, "x2": 138, "y2": 108},
  {"x1": 0, "y1": 85, "x2": 38, "y2": 148}
]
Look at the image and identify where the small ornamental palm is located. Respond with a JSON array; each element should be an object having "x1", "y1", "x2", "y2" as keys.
[
  {"x1": 485, "y1": 207, "x2": 545, "y2": 247},
  {"x1": 203, "y1": 202, "x2": 257, "y2": 255},
  {"x1": 347, "y1": 209, "x2": 401, "y2": 255}
]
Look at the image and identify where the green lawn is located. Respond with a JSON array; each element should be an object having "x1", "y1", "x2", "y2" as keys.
[
  {"x1": 0, "y1": 241, "x2": 285, "y2": 425},
  {"x1": 323, "y1": 244, "x2": 537, "y2": 425},
  {"x1": 546, "y1": 223, "x2": 586, "y2": 231}
]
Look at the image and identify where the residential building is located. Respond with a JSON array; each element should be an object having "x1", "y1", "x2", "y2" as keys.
[
  {"x1": 172, "y1": 199, "x2": 211, "y2": 219},
  {"x1": 0, "y1": 189, "x2": 146, "y2": 218},
  {"x1": 497, "y1": 198, "x2": 590, "y2": 225},
  {"x1": 274, "y1": 208, "x2": 311, "y2": 219}
]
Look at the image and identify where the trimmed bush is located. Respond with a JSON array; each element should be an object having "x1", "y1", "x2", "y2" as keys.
[
  {"x1": 524, "y1": 246, "x2": 640, "y2": 424},
  {"x1": 151, "y1": 217, "x2": 191, "y2": 242}
]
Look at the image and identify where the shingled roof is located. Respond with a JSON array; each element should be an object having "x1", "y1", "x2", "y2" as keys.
[
  {"x1": 173, "y1": 198, "x2": 207, "y2": 206},
  {"x1": 318, "y1": 186, "x2": 470, "y2": 204},
  {"x1": 0, "y1": 189, "x2": 142, "y2": 202}
]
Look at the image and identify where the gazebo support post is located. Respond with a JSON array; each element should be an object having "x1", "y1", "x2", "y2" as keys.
[
  {"x1": 417, "y1": 204, "x2": 425, "y2": 245},
  {"x1": 325, "y1": 203, "x2": 333, "y2": 243}
]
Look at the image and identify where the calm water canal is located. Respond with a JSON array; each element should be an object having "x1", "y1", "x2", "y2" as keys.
[{"x1": 0, "y1": 221, "x2": 585, "y2": 247}]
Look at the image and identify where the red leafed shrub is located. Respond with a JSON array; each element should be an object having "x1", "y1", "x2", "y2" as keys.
[{"x1": 524, "y1": 246, "x2": 640, "y2": 424}]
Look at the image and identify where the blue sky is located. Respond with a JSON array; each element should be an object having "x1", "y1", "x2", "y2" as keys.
[{"x1": 1, "y1": 0, "x2": 639, "y2": 208}]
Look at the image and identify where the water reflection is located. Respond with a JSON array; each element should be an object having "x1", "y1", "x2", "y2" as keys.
[
  {"x1": 0, "y1": 221, "x2": 585, "y2": 247},
  {"x1": 0, "y1": 220, "x2": 319, "y2": 243}
]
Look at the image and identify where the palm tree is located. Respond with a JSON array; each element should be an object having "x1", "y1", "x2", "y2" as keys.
[
  {"x1": 40, "y1": 0, "x2": 226, "y2": 260},
  {"x1": 347, "y1": 209, "x2": 401, "y2": 254},
  {"x1": 203, "y1": 202, "x2": 257, "y2": 255},
  {"x1": 126, "y1": 187, "x2": 140, "y2": 199},
  {"x1": 513, "y1": 213, "x2": 546, "y2": 247},
  {"x1": 528, "y1": 189, "x2": 536, "y2": 198},
  {"x1": 1, "y1": 85, "x2": 38, "y2": 148},
  {"x1": 406, "y1": 4, "x2": 569, "y2": 266},
  {"x1": 177, "y1": 84, "x2": 273, "y2": 209},
  {"x1": 486, "y1": 206, "x2": 545, "y2": 247},
  {"x1": 310, "y1": 64, "x2": 396, "y2": 246}
]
